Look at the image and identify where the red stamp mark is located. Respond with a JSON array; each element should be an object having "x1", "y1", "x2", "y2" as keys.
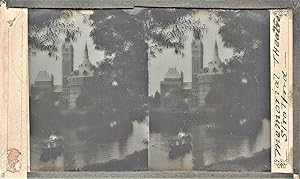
[{"x1": 6, "y1": 148, "x2": 21, "y2": 173}]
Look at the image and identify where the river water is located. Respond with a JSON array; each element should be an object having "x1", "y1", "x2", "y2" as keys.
[
  {"x1": 31, "y1": 117, "x2": 149, "y2": 171},
  {"x1": 149, "y1": 119, "x2": 270, "y2": 171}
]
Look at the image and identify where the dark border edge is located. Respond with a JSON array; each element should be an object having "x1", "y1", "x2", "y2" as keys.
[
  {"x1": 27, "y1": 171, "x2": 294, "y2": 178},
  {"x1": 5, "y1": 0, "x2": 295, "y2": 9}
]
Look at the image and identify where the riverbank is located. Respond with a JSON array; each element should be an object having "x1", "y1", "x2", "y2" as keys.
[
  {"x1": 81, "y1": 149, "x2": 148, "y2": 171},
  {"x1": 194, "y1": 148, "x2": 271, "y2": 172}
]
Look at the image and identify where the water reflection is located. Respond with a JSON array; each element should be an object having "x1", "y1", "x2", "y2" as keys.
[
  {"x1": 149, "y1": 133, "x2": 193, "y2": 170},
  {"x1": 149, "y1": 119, "x2": 270, "y2": 170},
  {"x1": 31, "y1": 118, "x2": 148, "y2": 171}
]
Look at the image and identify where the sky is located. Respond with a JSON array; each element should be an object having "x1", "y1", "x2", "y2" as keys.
[{"x1": 29, "y1": 10, "x2": 234, "y2": 96}]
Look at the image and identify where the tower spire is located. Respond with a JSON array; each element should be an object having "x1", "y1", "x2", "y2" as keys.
[
  {"x1": 84, "y1": 41, "x2": 89, "y2": 60},
  {"x1": 214, "y1": 40, "x2": 219, "y2": 57},
  {"x1": 79, "y1": 41, "x2": 92, "y2": 69},
  {"x1": 208, "y1": 39, "x2": 222, "y2": 73}
]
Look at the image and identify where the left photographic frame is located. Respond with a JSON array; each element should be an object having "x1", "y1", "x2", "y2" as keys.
[{"x1": 29, "y1": 9, "x2": 149, "y2": 171}]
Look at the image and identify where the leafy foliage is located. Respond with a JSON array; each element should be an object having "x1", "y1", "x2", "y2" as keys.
[
  {"x1": 89, "y1": 9, "x2": 205, "y2": 57},
  {"x1": 77, "y1": 9, "x2": 205, "y2": 122},
  {"x1": 29, "y1": 9, "x2": 81, "y2": 58},
  {"x1": 205, "y1": 10, "x2": 270, "y2": 132},
  {"x1": 30, "y1": 92, "x2": 61, "y2": 137}
]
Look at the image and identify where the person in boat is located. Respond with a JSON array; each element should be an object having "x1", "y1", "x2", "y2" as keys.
[
  {"x1": 49, "y1": 131, "x2": 57, "y2": 141},
  {"x1": 176, "y1": 128, "x2": 186, "y2": 145},
  {"x1": 47, "y1": 131, "x2": 58, "y2": 148}
]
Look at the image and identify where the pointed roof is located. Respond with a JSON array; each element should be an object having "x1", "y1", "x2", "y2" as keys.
[
  {"x1": 212, "y1": 40, "x2": 221, "y2": 63},
  {"x1": 84, "y1": 41, "x2": 89, "y2": 60},
  {"x1": 72, "y1": 42, "x2": 94, "y2": 77},
  {"x1": 208, "y1": 40, "x2": 223, "y2": 74},
  {"x1": 35, "y1": 70, "x2": 52, "y2": 82},
  {"x1": 214, "y1": 40, "x2": 218, "y2": 55},
  {"x1": 209, "y1": 40, "x2": 222, "y2": 65},
  {"x1": 165, "y1": 68, "x2": 181, "y2": 79},
  {"x1": 80, "y1": 42, "x2": 92, "y2": 67}
]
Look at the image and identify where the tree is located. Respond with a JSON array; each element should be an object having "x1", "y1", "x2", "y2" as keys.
[
  {"x1": 88, "y1": 9, "x2": 204, "y2": 94},
  {"x1": 205, "y1": 10, "x2": 270, "y2": 133},
  {"x1": 77, "y1": 9, "x2": 206, "y2": 121},
  {"x1": 30, "y1": 92, "x2": 61, "y2": 136}
]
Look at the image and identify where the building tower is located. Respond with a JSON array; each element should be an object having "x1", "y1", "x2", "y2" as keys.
[
  {"x1": 192, "y1": 30, "x2": 204, "y2": 82},
  {"x1": 208, "y1": 40, "x2": 222, "y2": 74},
  {"x1": 82, "y1": 42, "x2": 91, "y2": 67},
  {"x1": 62, "y1": 36, "x2": 74, "y2": 98},
  {"x1": 67, "y1": 42, "x2": 94, "y2": 109}
]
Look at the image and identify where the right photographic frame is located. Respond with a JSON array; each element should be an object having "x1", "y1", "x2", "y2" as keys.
[{"x1": 149, "y1": 9, "x2": 271, "y2": 172}]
